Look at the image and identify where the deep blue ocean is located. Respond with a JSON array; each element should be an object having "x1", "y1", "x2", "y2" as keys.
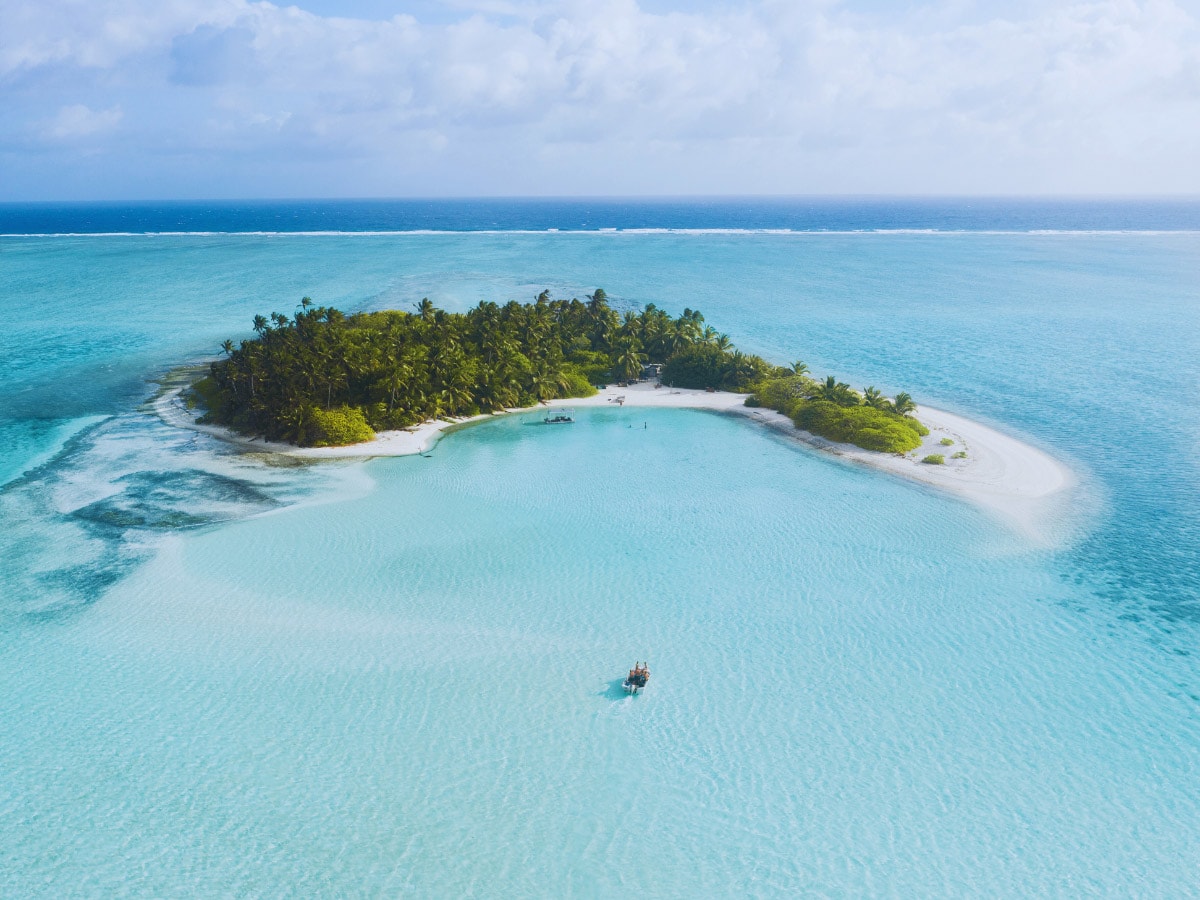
[
  {"x1": 4, "y1": 196, "x2": 1200, "y2": 234},
  {"x1": 2, "y1": 199, "x2": 1199, "y2": 896}
]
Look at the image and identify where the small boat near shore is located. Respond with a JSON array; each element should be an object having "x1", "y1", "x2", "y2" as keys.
[
  {"x1": 623, "y1": 662, "x2": 650, "y2": 694},
  {"x1": 544, "y1": 411, "x2": 574, "y2": 424}
]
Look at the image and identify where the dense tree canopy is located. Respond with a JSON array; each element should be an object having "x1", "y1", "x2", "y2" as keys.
[
  {"x1": 196, "y1": 289, "x2": 925, "y2": 453},
  {"x1": 197, "y1": 291, "x2": 782, "y2": 446}
]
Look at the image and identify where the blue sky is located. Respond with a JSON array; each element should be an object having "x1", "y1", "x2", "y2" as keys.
[{"x1": 1, "y1": 0, "x2": 1198, "y2": 200}]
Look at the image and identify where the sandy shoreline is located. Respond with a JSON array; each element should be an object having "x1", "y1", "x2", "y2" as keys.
[
  {"x1": 155, "y1": 379, "x2": 1074, "y2": 541},
  {"x1": 725, "y1": 397, "x2": 1075, "y2": 542}
]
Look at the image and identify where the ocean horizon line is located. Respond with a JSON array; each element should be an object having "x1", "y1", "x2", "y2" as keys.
[
  {"x1": 5, "y1": 197, "x2": 1198, "y2": 236},
  {"x1": 4, "y1": 193, "x2": 1200, "y2": 203},
  {"x1": 5, "y1": 228, "x2": 1200, "y2": 238}
]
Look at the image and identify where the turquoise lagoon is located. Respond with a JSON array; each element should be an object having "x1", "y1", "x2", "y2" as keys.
[{"x1": 2, "y1": 221, "x2": 1200, "y2": 895}]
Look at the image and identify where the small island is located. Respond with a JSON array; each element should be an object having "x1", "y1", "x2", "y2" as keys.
[
  {"x1": 191, "y1": 290, "x2": 928, "y2": 453},
  {"x1": 162, "y1": 289, "x2": 1073, "y2": 541}
]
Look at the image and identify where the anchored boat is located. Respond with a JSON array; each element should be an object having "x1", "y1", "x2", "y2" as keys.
[
  {"x1": 544, "y1": 410, "x2": 575, "y2": 424},
  {"x1": 623, "y1": 662, "x2": 650, "y2": 694}
]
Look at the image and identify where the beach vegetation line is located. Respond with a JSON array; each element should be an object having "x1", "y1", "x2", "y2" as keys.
[
  {"x1": 195, "y1": 289, "x2": 927, "y2": 453},
  {"x1": 195, "y1": 290, "x2": 782, "y2": 446},
  {"x1": 746, "y1": 375, "x2": 928, "y2": 454}
]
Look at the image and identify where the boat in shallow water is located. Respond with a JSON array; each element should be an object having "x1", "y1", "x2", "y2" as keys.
[
  {"x1": 623, "y1": 662, "x2": 649, "y2": 694},
  {"x1": 544, "y1": 411, "x2": 574, "y2": 424}
]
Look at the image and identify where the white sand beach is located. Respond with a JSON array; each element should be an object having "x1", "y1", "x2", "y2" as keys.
[
  {"x1": 156, "y1": 379, "x2": 1074, "y2": 541},
  {"x1": 723, "y1": 396, "x2": 1074, "y2": 542}
]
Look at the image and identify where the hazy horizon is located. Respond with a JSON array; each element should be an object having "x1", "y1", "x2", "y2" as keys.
[{"x1": 4, "y1": 193, "x2": 1200, "y2": 204}]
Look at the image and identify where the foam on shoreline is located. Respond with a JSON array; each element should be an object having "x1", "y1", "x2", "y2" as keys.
[{"x1": 155, "y1": 380, "x2": 1075, "y2": 542}]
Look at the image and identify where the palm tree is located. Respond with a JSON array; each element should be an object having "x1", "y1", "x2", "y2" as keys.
[
  {"x1": 440, "y1": 379, "x2": 474, "y2": 415},
  {"x1": 526, "y1": 303, "x2": 552, "y2": 342},
  {"x1": 252, "y1": 315, "x2": 268, "y2": 335},
  {"x1": 862, "y1": 386, "x2": 888, "y2": 409},
  {"x1": 589, "y1": 306, "x2": 618, "y2": 353},
  {"x1": 220, "y1": 339, "x2": 235, "y2": 357},
  {"x1": 481, "y1": 330, "x2": 517, "y2": 366},
  {"x1": 244, "y1": 343, "x2": 263, "y2": 400},
  {"x1": 614, "y1": 341, "x2": 646, "y2": 382},
  {"x1": 423, "y1": 392, "x2": 445, "y2": 421},
  {"x1": 892, "y1": 392, "x2": 917, "y2": 416},
  {"x1": 714, "y1": 333, "x2": 733, "y2": 352},
  {"x1": 677, "y1": 307, "x2": 705, "y2": 342},
  {"x1": 552, "y1": 361, "x2": 575, "y2": 395},
  {"x1": 382, "y1": 364, "x2": 412, "y2": 414},
  {"x1": 791, "y1": 360, "x2": 809, "y2": 377},
  {"x1": 416, "y1": 298, "x2": 436, "y2": 321},
  {"x1": 658, "y1": 324, "x2": 686, "y2": 358},
  {"x1": 816, "y1": 375, "x2": 859, "y2": 406},
  {"x1": 530, "y1": 360, "x2": 560, "y2": 401},
  {"x1": 315, "y1": 342, "x2": 347, "y2": 409},
  {"x1": 488, "y1": 378, "x2": 521, "y2": 411},
  {"x1": 722, "y1": 350, "x2": 757, "y2": 389}
]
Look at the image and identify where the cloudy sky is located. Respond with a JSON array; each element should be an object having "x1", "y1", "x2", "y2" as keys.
[{"x1": 2, "y1": 0, "x2": 1198, "y2": 199}]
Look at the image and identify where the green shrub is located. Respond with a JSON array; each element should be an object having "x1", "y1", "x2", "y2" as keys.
[
  {"x1": 793, "y1": 400, "x2": 925, "y2": 453},
  {"x1": 189, "y1": 375, "x2": 221, "y2": 411},
  {"x1": 922, "y1": 454, "x2": 945, "y2": 465},
  {"x1": 569, "y1": 351, "x2": 614, "y2": 386},
  {"x1": 662, "y1": 345, "x2": 733, "y2": 389},
  {"x1": 559, "y1": 370, "x2": 598, "y2": 398},
  {"x1": 579, "y1": 364, "x2": 612, "y2": 386},
  {"x1": 661, "y1": 345, "x2": 772, "y2": 391},
  {"x1": 568, "y1": 349, "x2": 611, "y2": 367},
  {"x1": 939, "y1": 437, "x2": 954, "y2": 446},
  {"x1": 304, "y1": 406, "x2": 375, "y2": 447},
  {"x1": 363, "y1": 402, "x2": 424, "y2": 432},
  {"x1": 748, "y1": 375, "x2": 816, "y2": 417},
  {"x1": 952, "y1": 451, "x2": 967, "y2": 459}
]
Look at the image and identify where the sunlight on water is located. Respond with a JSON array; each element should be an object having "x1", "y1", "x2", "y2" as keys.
[{"x1": 2, "y1": 219, "x2": 1199, "y2": 895}]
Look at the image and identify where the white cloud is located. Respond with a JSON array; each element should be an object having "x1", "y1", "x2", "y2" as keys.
[
  {"x1": 1, "y1": 0, "x2": 1198, "y2": 197},
  {"x1": 43, "y1": 103, "x2": 123, "y2": 140}
]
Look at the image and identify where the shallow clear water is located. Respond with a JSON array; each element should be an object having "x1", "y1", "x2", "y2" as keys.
[{"x1": 2, "y1": 207, "x2": 1200, "y2": 895}]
